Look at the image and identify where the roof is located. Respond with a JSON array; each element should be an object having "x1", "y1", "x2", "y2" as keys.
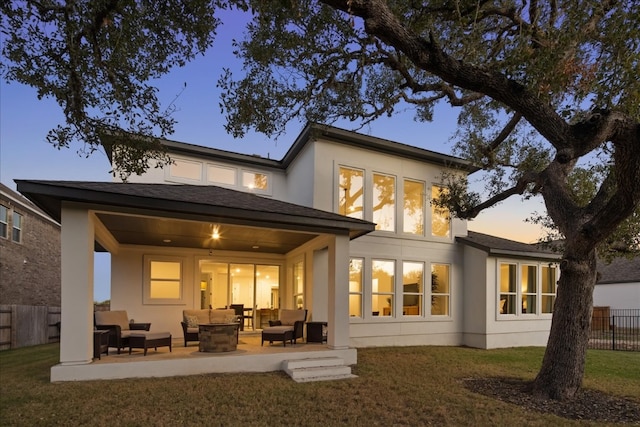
[
  {"x1": 0, "y1": 182, "x2": 60, "y2": 226},
  {"x1": 15, "y1": 180, "x2": 375, "y2": 243},
  {"x1": 456, "y1": 231, "x2": 561, "y2": 261},
  {"x1": 101, "y1": 123, "x2": 477, "y2": 173},
  {"x1": 597, "y1": 256, "x2": 640, "y2": 284}
]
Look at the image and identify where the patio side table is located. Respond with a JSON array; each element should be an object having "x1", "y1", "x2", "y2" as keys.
[{"x1": 306, "y1": 321, "x2": 327, "y2": 343}]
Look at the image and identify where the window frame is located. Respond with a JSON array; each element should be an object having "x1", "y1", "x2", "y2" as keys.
[
  {"x1": 167, "y1": 158, "x2": 204, "y2": 183},
  {"x1": 240, "y1": 169, "x2": 272, "y2": 195},
  {"x1": 497, "y1": 261, "x2": 558, "y2": 318},
  {"x1": 402, "y1": 179, "x2": 425, "y2": 236},
  {"x1": 11, "y1": 211, "x2": 23, "y2": 243},
  {"x1": 371, "y1": 259, "x2": 395, "y2": 317},
  {"x1": 143, "y1": 255, "x2": 185, "y2": 305},
  {"x1": 430, "y1": 185, "x2": 451, "y2": 239},
  {"x1": 402, "y1": 261, "x2": 424, "y2": 316},
  {"x1": 372, "y1": 172, "x2": 396, "y2": 232},
  {"x1": 292, "y1": 258, "x2": 305, "y2": 309},
  {"x1": 430, "y1": 263, "x2": 451, "y2": 316},
  {"x1": 338, "y1": 165, "x2": 365, "y2": 219},
  {"x1": 349, "y1": 258, "x2": 364, "y2": 318},
  {"x1": 0, "y1": 204, "x2": 8, "y2": 239}
]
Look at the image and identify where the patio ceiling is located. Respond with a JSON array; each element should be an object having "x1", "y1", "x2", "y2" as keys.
[{"x1": 95, "y1": 212, "x2": 317, "y2": 254}]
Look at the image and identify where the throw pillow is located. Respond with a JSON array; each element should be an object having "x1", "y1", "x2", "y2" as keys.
[
  {"x1": 224, "y1": 314, "x2": 238, "y2": 324},
  {"x1": 185, "y1": 315, "x2": 199, "y2": 328}
]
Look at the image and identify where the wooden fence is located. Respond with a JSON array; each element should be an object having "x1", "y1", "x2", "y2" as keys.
[{"x1": 0, "y1": 305, "x2": 61, "y2": 351}]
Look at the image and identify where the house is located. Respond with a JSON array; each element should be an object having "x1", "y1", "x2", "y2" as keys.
[
  {"x1": 15, "y1": 123, "x2": 561, "y2": 382},
  {"x1": 593, "y1": 256, "x2": 640, "y2": 311},
  {"x1": 0, "y1": 182, "x2": 61, "y2": 306}
]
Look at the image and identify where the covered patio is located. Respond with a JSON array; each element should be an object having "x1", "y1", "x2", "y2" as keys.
[{"x1": 15, "y1": 180, "x2": 374, "y2": 382}]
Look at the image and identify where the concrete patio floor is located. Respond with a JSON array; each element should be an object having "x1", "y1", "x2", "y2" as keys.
[{"x1": 51, "y1": 332, "x2": 357, "y2": 382}]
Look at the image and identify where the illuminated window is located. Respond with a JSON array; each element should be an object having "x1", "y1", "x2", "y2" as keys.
[
  {"x1": 521, "y1": 265, "x2": 537, "y2": 314},
  {"x1": 431, "y1": 186, "x2": 450, "y2": 238},
  {"x1": 338, "y1": 167, "x2": 364, "y2": 219},
  {"x1": 170, "y1": 159, "x2": 202, "y2": 181},
  {"x1": 293, "y1": 260, "x2": 304, "y2": 309},
  {"x1": 373, "y1": 173, "x2": 395, "y2": 232},
  {"x1": 208, "y1": 165, "x2": 236, "y2": 185},
  {"x1": 144, "y1": 256, "x2": 183, "y2": 304},
  {"x1": 403, "y1": 180, "x2": 424, "y2": 235},
  {"x1": 402, "y1": 262, "x2": 423, "y2": 316},
  {"x1": 12, "y1": 211, "x2": 23, "y2": 243},
  {"x1": 242, "y1": 171, "x2": 268, "y2": 190},
  {"x1": 541, "y1": 265, "x2": 557, "y2": 314},
  {"x1": 372, "y1": 260, "x2": 395, "y2": 317},
  {"x1": 499, "y1": 262, "x2": 558, "y2": 316},
  {"x1": 349, "y1": 258, "x2": 363, "y2": 317},
  {"x1": 431, "y1": 264, "x2": 450, "y2": 316}
]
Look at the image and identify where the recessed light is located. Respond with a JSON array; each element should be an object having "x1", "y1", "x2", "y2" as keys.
[
  {"x1": 163, "y1": 239, "x2": 171, "y2": 243},
  {"x1": 252, "y1": 245, "x2": 259, "y2": 249}
]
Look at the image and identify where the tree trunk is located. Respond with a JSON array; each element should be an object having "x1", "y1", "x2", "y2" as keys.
[{"x1": 531, "y1": 251, "x2": 597, "y2": 400}]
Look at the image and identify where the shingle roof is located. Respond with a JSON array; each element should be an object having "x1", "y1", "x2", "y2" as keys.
[
  {"x1": 456, "y1": 231, "x2": 560, "y2": 261},
  {"x1": 15, "y1": 180, "x2": 375, "y2": 239},
  {"x1": 597, "y1": 256, "x2": 640, "y2": 284}
]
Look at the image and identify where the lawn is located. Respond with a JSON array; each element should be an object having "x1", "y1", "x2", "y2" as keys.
[{"x1": 0, "y1": 344, "x2": 638, "y2": 426}]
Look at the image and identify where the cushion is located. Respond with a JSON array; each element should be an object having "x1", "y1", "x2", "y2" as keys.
[
  {"x1": 209, "y1": 309, "x2": 236, "y2": 323},
  {"x1": 183, "y1": 309, "x2": 210, "y2": 325},
  {"x1": 279, "y1": 309, "x2": 306, "y2": 326},
  {"x1": 223, "y1": 314, "x2": 238, "y2": 324},
  {"x1": 263, "y1": 325, "x2": 294, "y2": 334},
  {"x1": 95, "y1": 310, "x2": 130, "y2": 331},
  {"x1": 185, "y1": 315, "x2": 199, "y2": 328}
]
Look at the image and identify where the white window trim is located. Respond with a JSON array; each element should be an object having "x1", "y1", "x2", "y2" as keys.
[
  {"x1": 371, "y1": 171, "x2": 397, "y2": 233},
  {"x1": 402, "y1": 178, "x2": 426, "y2": 237},
  {"x1": 349, "y1": 257, "x2": 364, "y2": 319},
  {"x1": 430, "y1": 184, "x2": 452, "y2": 241},
  {"x1": 143, "y1": 255, "x2": 186, "y2": 305},
  {"x1": 206, "y1": 163, "x2": 238, "y2": 187},
  {"x1": 165, "y1": 158, "x2": 205, "y2": 184},
  {"x1": 496, "y1": 260, "x2": 558, "y2": 319},
  {"x1": 240, "y1": 168, "x2": 272, "y2": 196},
  {"x1": 11, "y1": 211, "x2": 23, "y2": 244},
  {"x1": 0, "y1": 204, "x2": 8, "y2": 240}
]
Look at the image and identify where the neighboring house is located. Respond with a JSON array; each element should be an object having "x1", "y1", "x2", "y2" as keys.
[
  {"x1": 0, "y1": 182, "x2": 61, "y2": 306},
  {"x1": 593, "y1": 256, "x2": 640, "y2": 311},
  {"x1": 16, "y1": 123, "x2": 562, "y2": 381}
]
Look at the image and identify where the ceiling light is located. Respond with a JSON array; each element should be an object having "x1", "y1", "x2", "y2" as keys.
[
  {"x1": 252, "y1": 245, "x2": 259, "y2": 249},
  {"x1": 163, "y1": 239, "x2": 171, "y2": 243}
]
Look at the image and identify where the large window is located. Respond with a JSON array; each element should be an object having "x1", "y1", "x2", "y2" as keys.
[
  {"x1": 372, "y1": 173, "x2": 395, "y2": 231},
  {"x1": 208, "y1": 165, "x2": 236, "y2": 185},
  {"x1": 293, "y1": 260, "x2": 304, "y2": 309},
  {"x1": 11, "y1": 211, "x2": 23, "y2": 243},
  {"x1": 541, "y1": 265, "x2": 558, "y2": 314},
  {"x1": 402, "y1": 262, "x2": 423, "y2": 316},
  {"x1": 431, "y1": 186, "x2": 451, "y2": 238},
  {"x1": 372, "y1": 260, "x2": 395, "y2": 317},
  {"x1": 339, "y1": 167, "x2": 364, "y2": 219},
  {"x1": 170, "y1": 159, "x2": 202, "y2": 181},
  {"x1": 431, "y1": 264, "x2": 450, "y2": 315},
  {"x1": 521, "y1": 265, "x2": 537, "y2": 314},
  {"x1": 0, "y1": 205, "x2": 7, "y2": 239},
  {"x1": 349, "y1": 258, "x2": 363, "y2": 317},
  {"x1": 144, "y1": 256, "x2": 184, "y2": 304},
  {"x1": 403, "y1": 180, "x2": 424, "y2": 235},
  {"x1": 499, "y1": 262, "x2": 558, "y2": 316},
  {"x1": 242, "y1": 171, "x2": 269, "y2": 191}
]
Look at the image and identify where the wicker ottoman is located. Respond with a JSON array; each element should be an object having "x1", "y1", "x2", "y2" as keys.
[{"x1": 129, "y1": 331, "x2": 172, "y2": 356}]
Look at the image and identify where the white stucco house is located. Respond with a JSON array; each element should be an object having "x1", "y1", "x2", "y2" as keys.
[{"x1": 16, "y1": 123, "x2": 562, "y2": 382}]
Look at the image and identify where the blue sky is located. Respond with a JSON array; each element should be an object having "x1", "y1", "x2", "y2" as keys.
[{"x1": 0, "y1": 10, "x2": 546, "y2": 301}]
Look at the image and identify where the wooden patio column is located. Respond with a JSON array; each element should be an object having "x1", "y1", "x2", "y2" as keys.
[{"x1": 327, "y1": 232, "x2": 350, "y2": 349}]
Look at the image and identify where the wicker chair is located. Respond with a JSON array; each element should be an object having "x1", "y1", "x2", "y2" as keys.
[
  {"x1": 94, "y1": 310, "x2": 151, "y2": 354},
  {"x1": 261, "y1": 309, "x2": 307, "y2": 347}
]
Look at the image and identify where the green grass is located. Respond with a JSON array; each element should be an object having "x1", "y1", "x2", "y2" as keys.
[{"x1": 0, "y1": 344, "x2": 638, "y2": 426}]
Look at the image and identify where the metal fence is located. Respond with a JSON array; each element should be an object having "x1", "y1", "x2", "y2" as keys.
[{"x1": 589, "y1": 308, "x2": 640, "y2": 352}]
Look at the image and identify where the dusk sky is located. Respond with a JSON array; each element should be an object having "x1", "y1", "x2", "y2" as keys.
[{"x1": 0, "y1": 10, "x2": 546, "y2": 301}]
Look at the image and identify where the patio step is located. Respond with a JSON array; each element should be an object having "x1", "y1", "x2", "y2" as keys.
[{"x1": 282, "y1": 357, "x2": 356, "y2": 383}]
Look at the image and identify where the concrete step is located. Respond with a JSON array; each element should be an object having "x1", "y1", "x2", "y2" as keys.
[
  {"x1": 283, "y1": 357, "x2": 356, "y2": 383},
  {"x1": 282, "y1": 357, "x2": 344, "y2": 370}
]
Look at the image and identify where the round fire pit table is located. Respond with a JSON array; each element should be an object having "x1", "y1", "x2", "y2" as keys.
[{"x1": 198, "y1": 323, "x2": 239, "y2": 352}]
